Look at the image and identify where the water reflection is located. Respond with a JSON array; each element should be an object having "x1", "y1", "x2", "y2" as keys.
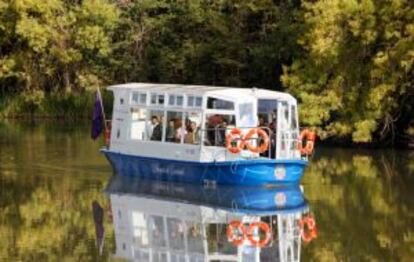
[
  {"x1": 0, "y1": 122, "x2": 413, "y2": 260},
  {"x1": 105, "y1": 176, "x2": 316, "y2": 261}
]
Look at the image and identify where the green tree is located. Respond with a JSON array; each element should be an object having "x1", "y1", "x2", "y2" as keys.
[{"x1": 282, "y1": 0, "x2": 414, "y2": 143}]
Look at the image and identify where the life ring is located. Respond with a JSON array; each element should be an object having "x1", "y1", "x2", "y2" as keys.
[
  {"x1": 225, "y1": 129, "x2": 244, "y2": 154},
  {"x1": 297, "y1": 129, "x2": 316, "y2": 155},
  {"x1": 298, "y1": 216, "x2": 317, "y2": 243},
  {"x1": 247, "y1": 221, "x2": 272, "y2": 247},
  {"x1": 244, "y1": 128, "x2": 270, "y2": 153},
  {"x1": 227, "y1": 220, "x2": 246, "y2": 246}
]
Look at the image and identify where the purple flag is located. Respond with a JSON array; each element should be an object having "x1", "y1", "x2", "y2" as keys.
[{"x1": 91, "y1": 90, "x2": 104, "y2": 140}]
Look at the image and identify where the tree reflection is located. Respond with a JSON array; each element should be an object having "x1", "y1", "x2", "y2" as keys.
[{"x1": 302, "y1": 148, "x2": 414, "y2": 260}]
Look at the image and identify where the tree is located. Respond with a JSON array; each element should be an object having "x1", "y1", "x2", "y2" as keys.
[{"x1": 282, "y1": 0, "x2": 414, "y2": 143}]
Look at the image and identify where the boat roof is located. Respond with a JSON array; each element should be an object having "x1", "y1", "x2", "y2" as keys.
[{"x1": 107, "y1": 82, "x2": 296, "y2": 102}]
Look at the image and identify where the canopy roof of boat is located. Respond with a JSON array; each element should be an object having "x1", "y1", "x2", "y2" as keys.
[{"x1": 107, "y1": 82, "x2": 296, "y2": 102}]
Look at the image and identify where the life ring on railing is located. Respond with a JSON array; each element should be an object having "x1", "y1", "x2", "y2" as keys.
[
  {"x1": 247, "y1": 221, "x2": 272, "y2": 247},
  {"x1": 298, "y1": 216, "x2": 317, "y2": 243},
  {"x1": 227, "y1": 220, "x2": 246, "y2": 246},
  {"x1": 225, "y1": 129, "x2": 244, "y2": 154},
  {"x1": 297, "y1": 129, "x2": 316, "y2": 155},
  {"x1": 244, "y1": 128, "x2": 270, "y2": 153}
]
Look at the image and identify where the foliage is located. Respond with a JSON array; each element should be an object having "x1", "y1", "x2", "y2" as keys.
[
  {"x1": 282, "y1": 0, "x2": 414, "y2": 143},
  {"x1": 0, "y1": 0, "x2": 413, "y2": 143}
]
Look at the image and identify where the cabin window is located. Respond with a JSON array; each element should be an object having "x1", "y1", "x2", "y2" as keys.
[
  {"x1": 130, "y1": 108, "x2": 147, "y2": 140},
  {"x1": 131, "y1": 92, "x2": 147, "y2": 105},
  {"x1": 167, "y1": 94, "x2": 184, "y2": 107},
  {"x1": 146, "y1": 110, "x2": 164, "y2": 141},
  {"x1": 205, "y1": 114, "x2": 236, "y2": 146},
  {"x1": 167, "y1": 218, "x2": 185, "y2": 250},
  {"x1": 207, "y1": 97, "x2": 234, "y2": 110},
  {"x1": 177, "y1": 95, "x2": 183, "y2": 106},
  {"x1": 165, "y1": 111, "x2": 184, "y2": 143},
  {"x1": 239, "y1": 103, "x2": 255, "y2": 127},
  {"x1": 183, "y1": 112, "x2": 202, "y2": 145},
  {"x1": 168, "y1": 94, "x2": 175, "y2": 106},
  {"x1": 187, "y1": 95, "x2": 203, "y2": 108},
  {"x1": 149, "y1": 215, "x2": 166, "y2": 247}
]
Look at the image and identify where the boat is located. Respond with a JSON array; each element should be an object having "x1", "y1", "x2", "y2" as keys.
[
  {"x1": 105, "y1": 175, "x2": 315, "y2": 261},
  {"x1": 101, "y1": 83, "x2": 316, "y2": 185}
]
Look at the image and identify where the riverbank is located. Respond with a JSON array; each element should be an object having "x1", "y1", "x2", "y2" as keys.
[{"x1": 0, "y1": 90, "x2": 113, "y2": 119}]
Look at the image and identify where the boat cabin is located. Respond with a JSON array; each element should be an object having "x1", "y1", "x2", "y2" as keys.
[{"x1": 107, "y1": 83, "x2": 300, "y2": 162}]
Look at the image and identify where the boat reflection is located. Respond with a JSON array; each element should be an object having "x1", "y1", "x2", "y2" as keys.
[{"x1": 105, "y1": 176, "x2": 315, "y2": 261}]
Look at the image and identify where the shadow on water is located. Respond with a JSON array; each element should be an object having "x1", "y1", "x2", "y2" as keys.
[{"x1": 0, "y1": 121, "x2": 413, "y2": 261}]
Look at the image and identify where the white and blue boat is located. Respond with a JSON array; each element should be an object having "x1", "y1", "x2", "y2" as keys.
[{"x1": 102, "y1": 83, "x2": 315, "y2": 185}]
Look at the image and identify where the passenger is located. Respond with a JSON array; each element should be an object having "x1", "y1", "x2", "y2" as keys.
[
  {"x1": 184, "y1": 121, "x2": 200, "y2": 144},
  {"x1": 166, "y1": 119, "x2": 176, "y2": 142},
  {"x1": 258, "y1": 116, "x2": 267, "y2": 127},
  {"x1": 150, "y1": 116, "x2": 162, "y2": 141},
  {"x1": 147, "y1": 115, "x2": 158, "y2": 139},
  {"x1": 175, "y1": 121, "x2": 187, "y2": 142}
]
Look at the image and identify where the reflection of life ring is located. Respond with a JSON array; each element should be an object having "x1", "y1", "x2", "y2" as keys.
[
  {"x1": 297, "y1": 129, "x2": 316, "y2": 155},
  {"x1": 227, "y1": 220, "x2": 246, "y2": 246},
  {"x1": 247, "y1": 221, "x2": 272, "y2": 247},
  {"x1": 226, "y1": 129, "x2": 244, "y2": 154},
  {"x1": 298, "y1": 216, "x2": 317, "y2": 243},
  {"x1": 245, "y1": 128, "x2": 270, "y2": 153}
]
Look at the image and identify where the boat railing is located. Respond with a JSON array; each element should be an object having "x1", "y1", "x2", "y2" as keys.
[{"x1": 197, "y1": 126, "x2": 301, "y2": 160}]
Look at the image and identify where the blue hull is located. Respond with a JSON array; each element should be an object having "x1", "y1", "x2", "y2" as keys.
[{"x1": 102, "y1": 149, "x2": 308, "y2": 186}]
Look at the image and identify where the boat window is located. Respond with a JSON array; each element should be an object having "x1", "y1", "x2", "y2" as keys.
[
  {"x1": 167, "y1": 94, "x2": 184, "y2": 107},
  {"x1": 183, "y1": 112, "x2": 202, "y2": 145},
  {"x1": 150, "y1": 93, "x2": 157, "y2": 104},
  {"x1": 195, "y1": 97, "x2": 203, "y2": 107},
  {"x1": 204, "y1": 114, "x2": 236, "y2": 146},
  {"x1": 149, "y1": 215, "x2": 166, "y2": 247},
  {"x1": 158, "y1": 94, "x2": 164, "y2": 105},
  {"x1": 130, "y1": 108, "x2": 147, "y2": 140},
  {"x1": 177, "y1": 95, "x2": 183, "y2": 106},
  {"x1": 146, "y1": 110, "x2": 164, "y2": 141},
  {"x1": 186, "y1": 222, "x2": 204, "y2": 253},
  {"x1": 131, "y1": 92, "x2": 147, "y2": 105},
  {"x1": 167, "y1": 218, "x2": 185, "y2": 250},
  {"x1": 239, "y1": 103, "x2": 255, "y2": 127},
  {"x1": 207, "y1": 97, "x2": 234, "y2": 110},
  {"x1": 166, "y1": 111, "x2": 184, "y2": 143},
  {"x1": 187, "y1": 96, "x2": 203, "y2": 108},
  {"x1": 168, "y1": 94, "x2": 175, "y2": 106}
]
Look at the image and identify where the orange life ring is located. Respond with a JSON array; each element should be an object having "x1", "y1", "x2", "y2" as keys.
[
  {"x1": 247, "y1": 221, "x2": 272, "y2": 247},
  {"x1": 245, "y1": 128, "x2": 270, "y2": 153},
  {"x1": 297, "y1": 129, "x2": 316, "y2": 155},
  {"x1": 227, "y1": 220, "x2": 246, "y2": 246},
  {"x1": 298, "y1": 216, "x2": 317, "y2": 243},
  {"x1": 225, "y1": 129, "x2": 244, "y2": 154}
]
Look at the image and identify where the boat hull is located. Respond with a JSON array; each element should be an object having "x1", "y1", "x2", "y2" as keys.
[{"x1": 102, "y1": 149, "x2": 308, "y2": 186}]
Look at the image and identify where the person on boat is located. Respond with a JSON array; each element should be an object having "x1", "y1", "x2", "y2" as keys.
[
  {"x1": 184, "y1": 121, "x2": 200, "y2": 144},
  {"x1": 166, "y1": 119, "x2": 176, "y2": 142},
  {"x1": 147, "y1": 116, "x2": 158, "y2": 139},
  {"x1": 150, "y1": 116, "x2": 162, "y2": 141},
  {"x1": 175, "y1": 120, "x2": 187, "y2": 142},
  {"x1": 216, "y1": 120, "x2": 228, "y2": 146}
]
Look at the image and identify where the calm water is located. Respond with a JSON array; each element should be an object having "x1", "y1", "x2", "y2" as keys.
[{"x1": 0, "y1": 121, "x2": 413, "y2": 261}]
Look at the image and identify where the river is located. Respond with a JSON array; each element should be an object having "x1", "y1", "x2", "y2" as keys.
[{"x1": 0, "y1": 121, "x2": 413, "y2": 261}]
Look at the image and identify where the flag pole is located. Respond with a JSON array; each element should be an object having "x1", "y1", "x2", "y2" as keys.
[{"x1": 97, "y1": 87, "x2": 107, "y2": 131}]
